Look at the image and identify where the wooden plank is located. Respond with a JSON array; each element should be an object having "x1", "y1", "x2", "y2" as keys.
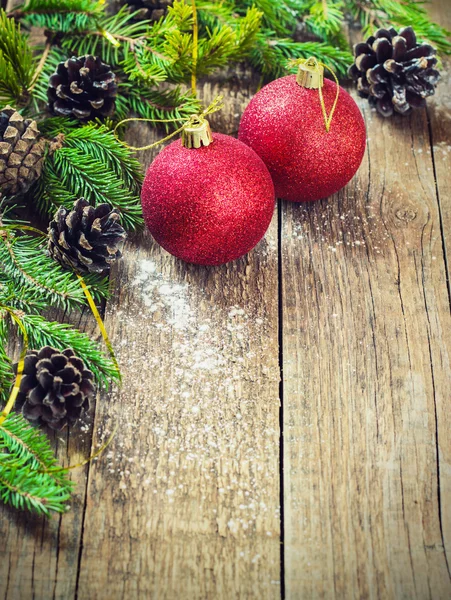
[
  {"x1": 428, "y1": 0, "x2": 451, "y2": 289},
  {"x1": 282, "y1": 47, "x2": 451, "y2": 600},
  {"x1": 427, "y1": 0, "x2": 451, "y2": 586},
  {"x1": 74, "y1": 79, "x2": 281, "y2": 599},
  {"x1": 0, "y1": 310, "x2": 99, "y2": 600}
]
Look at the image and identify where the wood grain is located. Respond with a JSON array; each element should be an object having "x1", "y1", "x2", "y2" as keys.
[
  {"x1": 74, "y1": 78, "x2": 281, "y2": 600},
  {"x1": 2, "y1": 0, "x2": 451, "y2": 597},
  {"x1": 282, "y1": 53, "x2": 451, "y2": 600},
  {"x1": 427, "y1": 1, "x2": 451, "y2": 578}
]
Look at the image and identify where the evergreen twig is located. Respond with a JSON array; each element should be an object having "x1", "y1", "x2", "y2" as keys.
[
  {"x1": 0, "y1": 413, "x2": 73, "y2": 515},
  {"x1": 0, "y1": 9, "x2": 35, "y2": 105}
]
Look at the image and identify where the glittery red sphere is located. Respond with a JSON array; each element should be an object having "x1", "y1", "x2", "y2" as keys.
[
  {"x1": 141, "y1": 133, "x2": 275, "y2": 265},
  {"x1": 238, "y1": 75, "x2": 366, "y2": 202}
]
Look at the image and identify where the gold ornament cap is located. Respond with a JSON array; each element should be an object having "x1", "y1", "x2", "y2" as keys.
[
  {"x1": 296, "y1": 58, "x2": 324, "y2": 89},
  {"x1": 181, "y1": 117, "x2": 213, "y2": 149}
]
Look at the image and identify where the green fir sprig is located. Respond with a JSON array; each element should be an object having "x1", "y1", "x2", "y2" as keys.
[
  {"x1": 0, "y1": 230, "x2": 109, "y2": 310},
  {"x1": 0, "y1": 9, "x2": 35, "y2": 105},
  {"x1": 0, "y1": 413, "x2": 73, "y2": 515},
  {"x1": 0, "y1": 218, "x2": 119, "y2": 516},
  {"x1": 0, "y1": 216, "x2": 119, "y2": 387},
  {"x1": 31, "y1": 120, "x2": 144, "y2": 228}
]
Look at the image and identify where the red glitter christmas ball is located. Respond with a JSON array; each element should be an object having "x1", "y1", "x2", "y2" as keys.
[
  {"x1": 141, "y1": 132, "x2": 275, "y2": 265},
  {"x1": 238, "y1": 75, "x2": 366, "y2": 202}
]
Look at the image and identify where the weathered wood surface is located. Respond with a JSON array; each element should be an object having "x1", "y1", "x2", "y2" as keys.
[
  {"x1": 75, "y1": 78, "x2": 282, "y2": 600},
  {"x1": 282, "y1": 2, "x2": 451, "y2": 596},
  {"x1": 1, "y1": 1, "x2": 451, "y2": 598}
]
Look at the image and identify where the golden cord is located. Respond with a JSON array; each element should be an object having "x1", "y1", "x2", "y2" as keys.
[
  {"x1": 41, "y1": 423, "x2": 119, "y2": 474},
  {"x1": 113, "y1": 95, "x2": 224, "y2": 152},
  {"x1": 77, "y1": 274, "x2": 121, "y2": 382},
  {"x1": 0, "y1": 307, "x2": 28, "y2": 427},
  {"x1": 291, "y1": 57, "x2": 340, "y2": 132},
  {"x1": 191, "y1": 0, "x2": 198, "y2": 96}
]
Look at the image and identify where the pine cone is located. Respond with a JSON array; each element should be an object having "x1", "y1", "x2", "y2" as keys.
[
  {"x1": 348, "y1": 27, "x2": 440, "y2": 117},
  {"x1": 48, "y1": 199, "x2": 126, "y2": 274},
  {"x1": 123, "y1": 0, "x2": 173, "y2": 21},
  {"x1": 0, "y1": 106, "x2": 46, "y2": 196},
  {"x1": 47, "y1": 55, "x2": 117, "y2": 121},
  {"x1": 16, "y1": 346, "x2": 96, "y2": 431}
]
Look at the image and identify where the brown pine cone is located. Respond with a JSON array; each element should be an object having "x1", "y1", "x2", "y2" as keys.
[
  {"x1": 47, "y1": 199, "x2": 126, "y2": 274},
  {"x1": 47, "y1": 55, "x2": 117, "y2": 121},
  {"x1": 16, "y1": 346, "x2": 96, "y2": 431},
  {"x1": 0, "y1": 106, "x2": 46, "y2": 196},
  {"x1": 348, "y1": 26, "x2": 440, "y2": 117}
]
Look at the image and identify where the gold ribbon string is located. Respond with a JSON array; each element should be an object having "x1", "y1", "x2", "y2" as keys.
[
  {"x1": 40, "y1": 423, "x2": 119, "y2": 474},
  {"x1": 0, "y1": 224, "x2": 121, "y2": 383},
  {"x1": 99, "y1": 27, "x2": 121, "y2": 47},
  {"x1": 77, "y1": 274, "x2": 121, "y2": 382},
  {"x1": 0, "y1": 307, "x2": 28, "y2": 427},
  {"x1": 291, "y1": 57, "x2": 340, "y2": 133},
  {"x1": 191, "y1": 0, "x2": 198, "y2": 96},
  {"x1": 113, "y1": 95, "x2": 224, "y2": 152}
]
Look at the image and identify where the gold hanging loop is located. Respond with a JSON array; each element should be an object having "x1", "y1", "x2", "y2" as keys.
[
  {"x1": 292, "y1": 57, "x2": 340, "y2": 133},
  {"x1": 113, "y1": 95, "x2": 224, "y2": 152}
]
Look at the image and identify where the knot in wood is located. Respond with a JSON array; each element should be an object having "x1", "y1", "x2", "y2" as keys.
[{"x1": 395, "y1": 207, "x2": 417, "y2": 222}]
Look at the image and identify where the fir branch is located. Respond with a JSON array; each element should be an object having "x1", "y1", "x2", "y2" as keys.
[
  {"x1": 117, "y1": 2, "x2": 261, "y2": 84},
  {"x1": 0, "y1": 9, "x2": 35, "y2": 105},
  {"x1": 31, "y1": 127, "x2": 143, "y2": 230},
  {"x1": 37, "y1": 116, "x2": 80, "y2": 137},
  {"x1": 116, "y1": 83, "x2": 201, "y2": 128},
  {"x1": 0, "y1": 272, "x2": 48, "y2": 313},
  {"x1": 251, "y1": 34, "x2": 352, "y2": 78},
  {"x1": 196, "y1": 0, "x2": 238, "y2": 30},
  {"x1": 18, "y1": 313, "x2": 119, "y2": 387},
  {"x1": 12, "y1": 0, "x2": 104, "y2": 15},
  {"x1": 47, "y1": 146, "x2": 143, "y2": 229},
  {"x1": 0, "y1": 321, "x2": 12, "y2": 404},
  {"x1": 0, "y1": 413, "x2": 70, "y2": 487},
  {"x1": 11, "y1": 0, "x2": 105, "y2": 31},
  {"x1": 239, "y1": 0, "x2": 297, "y2": 35},
  {"x1": 20, "y1": 11, "x2": 96, "y2": 34},
  {"x1": 305, "y1": 1, "x2": 345, "y2": 40},
  {"x1": 232, "y1": 6, "x2": 264, "y2": 59},
  {"x1": 120, "y1": 45, "x2": 170, "y2": 85},
  {"x1": 58, "y1": 7, "x2": 150, "y2": 67},
  {"x1": 0, "y1": 411, "x2": 73, "y2": 515},
  {"x1": 32, "y1": 159, "x2": 79, "y2": 217},
  {"x1": 62, "y1": 123, "x2": 143, "y2": 196},
  {"x1": 0, "y1": 231, "x2": 108, "y2": 310},
  {"x1": 0, "y1": 458, "x2": 71, "y2": 515},
  {"x1": 168, "y1": 4, "x2": 262, "y2": 81}
]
